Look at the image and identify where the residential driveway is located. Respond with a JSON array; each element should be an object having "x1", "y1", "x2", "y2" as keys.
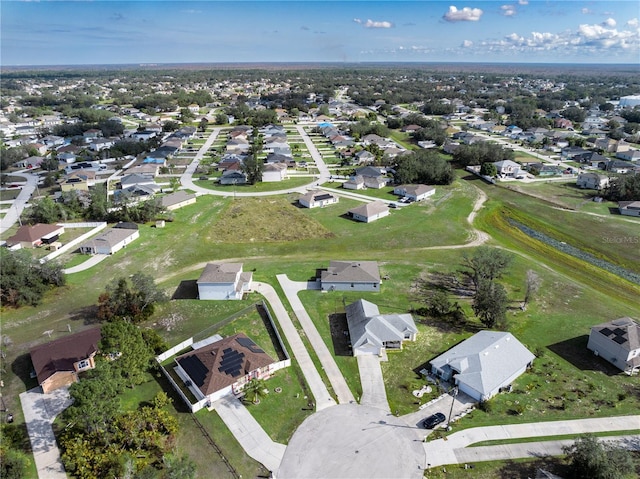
[
  {"x1": 213, "y1": 395, "x2": 286, "y2": 474},
  {"x1": 20, "y1": 386, "x2": 73, "y2": 479},
  {"x1": 276, "y1": 274, "x2": 356, "y2": 405},
  {"x1": 0, "y1": 170, "x2": 38, "y2": 235},
  {"x1": 277, "y1": 404, "x2": 425, "y2": 479},
  {"x1": 62, "y1": 253, "x2": 109, "y2": 274},
  {"x1": 356, "y1": 355, "x2": 389, "y2": 412},
  {"x1": 253, "y1": 282, "x2": 337, "y2": 410}
]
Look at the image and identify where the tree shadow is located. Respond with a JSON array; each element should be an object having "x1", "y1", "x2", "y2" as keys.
[
  {"x1": 496, "y1": 457, "x2": 566, "y2": 479},
  {"x1": 11, "y1": 353, "x2": 39, "y2": 391},
  {"x1": 547, "y1": 336, "x2": 623, "y2": 376},
  {"x1": 172, "y1": 280, "x2": 198, "y2": 300},
  {"x1": 67, "y1": 305, "x2": 100, "y2": 325},
  {"x1": 328, "y1": 313, "x2": 352, "y2": 357}
]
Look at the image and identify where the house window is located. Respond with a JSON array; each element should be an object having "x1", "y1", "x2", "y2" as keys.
[{"x1": 77, "y1": 359, "x2": 90, "y2": 370}]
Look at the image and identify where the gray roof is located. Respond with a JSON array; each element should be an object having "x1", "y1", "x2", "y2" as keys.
[
  {"x1": 299, "y1": 189, "x2": 337, "y2": 203},
  {"x1": 396, "y1": 184, "x2": 434, "y2": 196},
  {"x1": 348, "y1": 201, "x2": 389, "y2": 218},
  {"x1": 197, "y1": 263, "x2": 243, "y2": 284},
  {"x1": 345, "y1": 299, "x2": 417, "y2": 353},
  {"x1": 81, "y1": 228, "x2": 137, "y2": 250},
  {"x1": 430, "y1": 331, "x2": 535, "y2": 398},
  {"x1": 160, "y1": 191, "x2": 196, "y2": 208},
  {"x1": 591, "y1": 317, "x2": 640, "y2": 352},
  {"x1": 321, "y1": 260, "x2": 380, "y2": 284}
]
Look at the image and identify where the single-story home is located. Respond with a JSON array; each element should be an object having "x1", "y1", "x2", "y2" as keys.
[
  {"x1": 348, "y1": 201, "x2": 390, "y2": 223},
  {"x1": 262, "y1": 162, "x2": 288, "y2": 182},
  {"x1": 343, "y1": 175, "x2": 365, "y2": 190},
  {"x1": 160, "y1": 191, "x2": 197, "y2": 211},
  {"x1": 29, "y1": 328, "x2": 101, "y2": 394},
  {"x1": 320, "y1": 260, "x2": 381, "y2": 292},
  {"x1": 429, "y1": 331, "x2": 535, "y2": 402},
  {"x1": 493, "y1": 160, "x2": 521, "y2": 177},
  {"x1": 219, "y1": 170, "x2": 248, "y2": 185},
  {"x1": 197, "y1": 263, "x2": 253, "y2": 300},
  {"x1": 79, "y1": 227, "x2": 140, "y2": 255},
  {"x1": 587, "y1": 317, "x2": 640, "y2": 375},
  {"x1": 393, "y1": 184, "x2": 435, "y2": 201},
  {"x1": 6, "y1": 223, "x2": 65, "y2": 249},
  {"x1": 298, "y1": 190, "x2": 339, "y2": 208},
  {"x1": 345, "y1": 299, "x2": 417, "y2": 357},
  {"x1": 618, "y1": 201, "x2": 640, "y2": 217},
  {"x1": 576, "y1": 172, "x2": 609, "y2": 190},
  {"x1": 174, "y1": 333, "x2": 276, "y2": 403}
]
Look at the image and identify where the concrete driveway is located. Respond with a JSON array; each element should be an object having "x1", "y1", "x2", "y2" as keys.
[
  {"x1": 356, "y1": 355, "x2": 390, "y2": 412},
  {"x1": 20, "y1": 386, "x2": 72, "y2": 479}
]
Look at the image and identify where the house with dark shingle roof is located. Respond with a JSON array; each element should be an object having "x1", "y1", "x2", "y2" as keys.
[
  {"x1": 345, "y1": 299, "x2": 417, "y2": 357},
  {"x1": 197, "y1": 263, "x2": 253, "y2": 300},
  {"x1": 429, "y1": 331, "x2": 535, "y2": 402},
  {"x1": 29, "y1": 328, "x2": 101, "y2": 394},
  {"x1": 6, "y1": 223, "x2": 65, "y2": 248},
  {"x1": 587, "y1": 317, "x2": 640, "y2": 375},
  {"x1": 320, "y1": 260, "x2": 381, "y2": 292},
  {"x1": 174, "y1": 333, "x2": 276, "y2": 402}
]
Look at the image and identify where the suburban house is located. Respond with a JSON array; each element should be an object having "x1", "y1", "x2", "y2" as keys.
[
  {"x1": 6, "y1": 223, "x2": 65, "y2": 249},
  {"x1": 343, "y1": 175, "x2": 365, "y2": 190},
  {"x1": 197, "y1": 263, "x2": 253, "y2": 300},
  {"x1": 393, "y1": 184, "x2": 435, "y2": 201},
  {"x1": 348, "y1": 201, "x2": 390, "y2": 223},
  {"x1": 576, "y1": 172, "x2": 609, "y2": 190},
  {"x1": 298, "y1": 190, "x2": 339, "y2": 208},
  {"x1": 618, "y1": 201, "x2": 640, "y2": 217},
  {"x1": 160, "y1": 191, "x2": 197, "y2": 211},
  {"x1": 120, "y1": 173, "x2": 156, "y2": 189},
  {"x1": 219, "y1": 170, "x2": 248, "y2": 185},
  {"x1": 345, "y1": 299, "x2": 417, "y2": 357},
  {"x1": 174, "y1": 333, "x2": 276, "y2": 403},
  {"x1": 429, "y1": 331, "x2": 535, "y2": 402},
  {"x1": 262, "y1": 162, "x2": 288, "y2": 182},
  {"x1": 79, "y1": 227, "x2": 140, "y2": 255},
  {"x1": 29, "y1": 328, "x2": 101, "y2": 394},
  {"x1": 587, "y1": 317, "x2": 640, "y2": 375},
  {"x1": 320, "y1": 260, "x2": 381, "y2": 292},
  {"x1": 493, "y1": 160, "x2": 522, "y2": 177}
]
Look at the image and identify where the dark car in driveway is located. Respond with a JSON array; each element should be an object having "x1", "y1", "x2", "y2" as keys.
[{"x1": 422, "y1": 412, "x2": 446, "y2": 429}]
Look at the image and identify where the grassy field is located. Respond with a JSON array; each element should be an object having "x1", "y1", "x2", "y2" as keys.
[
  {"x1": 3, "y1": 164, "x2": 640, "y2": 477},
  {"x1": 193, "y1": 176, "x2": 313, "y2": 192}
]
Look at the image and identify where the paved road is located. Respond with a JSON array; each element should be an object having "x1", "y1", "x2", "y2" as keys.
[
  {"x1": 253, "y1": 282, "x2": 337, "y2": 410},
  {"x1": 213, "y1": 395, "x2": 286, "y2": 474},
  {"x1": 423, "y1": 415, "x2": 640, "y2": 467},
  {"x1": 276, "y1": 274, "x2": 356, "y2": 405},
  {"x1": 356, "y1": 355, "x2": 390, "y2": 412},
  {"x1": 0, "y1": 170, "x2": 38, "y2": 235},
  {"x1": 294, "y1": 124, "x2": 331, "y2": 183},
  {"x1": 20, "y1": 386, "x2": 72, "y2": 479}
]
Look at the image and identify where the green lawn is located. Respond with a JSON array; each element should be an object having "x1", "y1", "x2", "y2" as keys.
[{"x1": 193, "y1": 176, "x2": 313, "y2": 192}]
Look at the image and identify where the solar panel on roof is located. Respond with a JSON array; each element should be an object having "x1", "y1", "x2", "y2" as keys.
[
  {"x1": 236, "y1": 336, "x2": 264, "y2": 353},
  {"x1": 178, "y1": 355, "x2": 208, "y2": 387},
  {"x1": 612, "y1": 335, "x2": 627, "y2": 345},
  {"x1": 218, "y1": 348, "x2": 245, "y2": 377},
  {"x1": 599, "y1": 327, "x2": 613, "y2": 336},
  {"x1": 612, "y1": 328, "x2": 625, "y2": 336},
  {"x1": 315, "y1": 194, "x2": 333, "y2": 201}
]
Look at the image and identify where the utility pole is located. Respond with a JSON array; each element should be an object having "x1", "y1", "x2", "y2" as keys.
[{"x1": 447, "y1": 386, "x2": 459, "y2": 428}]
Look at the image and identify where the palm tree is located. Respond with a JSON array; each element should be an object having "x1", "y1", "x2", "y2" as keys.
[{"x1": 242, "y1": 378, "x2": 267, "y2": 404}]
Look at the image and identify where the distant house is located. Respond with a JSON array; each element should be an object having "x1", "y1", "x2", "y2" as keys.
[
  {"x1": 219, "y1": 170, "x2": 247, "y2": 185},
  {"x1": 429, "y1": 331, "x2": 535, "y2": 402},
  {"x1": 262, "y1": 162, "x2": 288, "y2": 182},
  {"x1": 79, "y1": 227, "x2": 139, "y2": 255},
  {"x1": 393, "y1": 184, "x2": 435, "y2": 201},
  {"x1": 493, "y1": 160, "x2": 521, "y2": 177},
  {"x1": 343, "y1": 175, "x2": 365, "y2": 190},
  {"x1": 160, "y1": 191, "x2": 197, "y2": 211},
  {"x1": 618, "y1": 201, "x2": 640, "y2": 217},
  {"x1": 6, "y1": 223, "x2": 65, "y2": 249},
  {"x1": 298, "y1": 190, "x2": 339, "y2": 208},
  {"x1": 29, "y1": 328, "x2": 101, "y2": 394},
  {"x1": 320, "y1": 260, "x2": 381, "y2": 292},
  {"x1": 197, "y1": 263, "x2": 252, "y2": 300},
  {"x1": 348, "y1": 201, "x2": 390, "y2": 223},
  {"x1": 576, "y1": 172, "x2": 609, "y2": 190},
  {"x1": 120, "y1": 173, "x2": 155, "y2": 188},
  {"x1": 345, "y1": 299, "x2": 417, "y2": 357},
  {"x1": 587, "y1": 317, "x2": 640, "y2": 375},
  {"x1": 174, "y1": 333, "x2": 277, "y2": 403}
]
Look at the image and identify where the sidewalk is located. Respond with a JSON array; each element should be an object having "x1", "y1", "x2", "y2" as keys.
[
  {"x1": 276, "y1": 274, "x2": 356, "y2": 405},
  {"x1": 20, "y1": 386, "x2": 72, "y2": 479}
]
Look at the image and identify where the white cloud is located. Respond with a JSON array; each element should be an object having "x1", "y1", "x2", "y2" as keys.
[
  {"x1": 501, "y1": 5, "x2": 516, "y2": 17},
  {"x1": 462, "y1": 39, "x2": 474, "y2": 48},
  {"x1": 353, "y1": 18, "x2": 393, "y2": 28},
  {"x1": 603, "y1": 18, "x2": 617, "y2": 27},
  {"x1": 443, "y1": 6, "x2": 483, "y2": 22},
  {"x1": 518, "y1": 0, "x2": 528, "y2": 5},
  {"x1": 582, "y1": 8, "x2": 593, "y2": 15},
  {"x1": 628, "y1": 18, "x2": 639, "y2": 27}
]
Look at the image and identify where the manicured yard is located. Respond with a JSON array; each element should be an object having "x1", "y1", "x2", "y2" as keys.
[{"x1": 193, "y1": 176, "x2": 313, "y2": 192}]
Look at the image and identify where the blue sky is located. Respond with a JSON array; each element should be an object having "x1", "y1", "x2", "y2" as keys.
[{"x1": 2, "y1": 1, "x2": 639, "y2": 65}]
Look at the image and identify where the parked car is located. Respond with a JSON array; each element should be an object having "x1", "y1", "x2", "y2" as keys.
[{"x1": 422, "y1": 412, "x2": 446, "y2": 429}]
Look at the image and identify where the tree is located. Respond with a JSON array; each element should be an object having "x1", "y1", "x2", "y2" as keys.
[
  {"x1": 169, "y1": 177, "x2": 181, "y2": 192},
  {"x1": 0, "y1": 448, "x2": 29, "y2": 479},
  {"x1": 523, "y1": 270, "x2": 542, "y2": 308},
  {"x1": 67, "y1": 365, "x2": 121, "y2": 434},
  {"x1": 472, "y1": 280, "x2": 508, "y2": 329},
  {"x1": 25, "y1": 196, "x2": 67, "y2": 224},
  {"x1": 99, "y1": 320, "x2": 154, "y2": 387},
  {"x1": 97, "y1": 273, "x2": 167, "y2": 323},
  {"x1": 480, "y1": 162, "x2": 497, "y2": 177},
  {"x1": 242, "y1": 155, "x2": 264, "y2": 184},
  {"x1": 163, "y1": 454, "x2": 196, "y2": 479},
  {"x1": 462, "y1": 247, "x2": 513, "y2": 291},
  {"x1": 562, "y1": 434, "x2": 634, "y2": 479},
  {"x1": 242, "y1": 378, "x2": 268, "y2": 404},
  {"x1": 214, "y1": 112, "x2": 228, "y2": 125}
]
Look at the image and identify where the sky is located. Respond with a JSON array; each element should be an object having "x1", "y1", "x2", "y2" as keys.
[{"x1": 1, "y1": 1, "x2": 639, "y2": 66}]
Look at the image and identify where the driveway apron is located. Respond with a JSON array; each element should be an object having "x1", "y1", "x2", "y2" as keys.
[{"x1": 356, "y1": 355, "x2": 390, "y2": 412}]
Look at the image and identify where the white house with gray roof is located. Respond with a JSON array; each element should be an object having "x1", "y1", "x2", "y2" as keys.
[
  {"x1": 587, "y1": 317, "x2": 640, "y2": 375},
  {"x1": 429, "y1": 331, "x2": 535, "y2": 402},
  {"x1": 345, "y1": 299, "x2": 417, "y2": 356},
  {"x1": 197, "y1": 263, "x2": 252, "y2": 300},
  {"x1": 320, "y1": 260, "x2": 381, "y2": 292},
  {"x1": 79, "y1": 228, "x2": 139, "y2": 255},
  {"x1": 348, "y1": 201, "x2": 390, "y2": 223}
]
